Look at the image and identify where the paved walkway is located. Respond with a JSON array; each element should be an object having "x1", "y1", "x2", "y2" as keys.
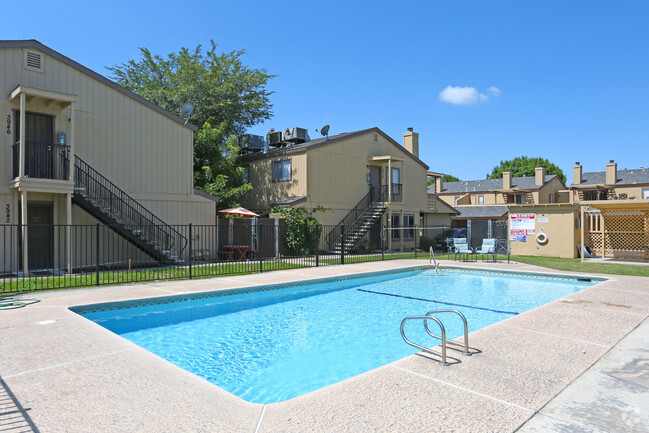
[{"x1": 1, "y1": 260, "x2": 648, "y2": 432}]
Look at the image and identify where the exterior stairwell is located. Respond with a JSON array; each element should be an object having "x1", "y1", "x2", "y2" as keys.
[
  {"x1": 72, "y1": 156, "x2": 187, "y2": 264},
  {"x1": 326, "y1": 186, "x2": 388, "y2": 254}
]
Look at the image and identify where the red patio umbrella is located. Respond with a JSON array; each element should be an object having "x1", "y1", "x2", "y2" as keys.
[{"x1": 218, "y1": 207, "x2": 260, "y2": 217}]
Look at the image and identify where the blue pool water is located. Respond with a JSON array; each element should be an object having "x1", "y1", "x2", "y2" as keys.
[{"x1": 77, "y1": 268, "x2": 595, "y2": 404}]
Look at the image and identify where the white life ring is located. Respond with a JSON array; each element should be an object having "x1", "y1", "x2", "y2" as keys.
[{"x1": 536, "y1": 232, "x2": 548, "y2": 244}]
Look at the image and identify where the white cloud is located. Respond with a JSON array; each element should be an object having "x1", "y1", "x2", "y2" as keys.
[
  {"x1": 438, "y1": 85, "x2": 500, "y2": 105},
  {"x1": 487, "y1": 86, "x2": 501, "y2": 97}
]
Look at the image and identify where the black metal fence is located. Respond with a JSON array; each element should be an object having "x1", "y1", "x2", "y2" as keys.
[{"x1": 0, "y1": 220, "x2": 504, "y2": 294}]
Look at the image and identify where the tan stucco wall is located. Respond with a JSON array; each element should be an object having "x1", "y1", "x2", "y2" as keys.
[{"x1": 508, "y1": 204, "x2": 579, "y2": 258}]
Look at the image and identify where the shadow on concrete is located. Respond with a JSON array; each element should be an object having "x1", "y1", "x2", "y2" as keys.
[{"x1": 0, "y1": 377, "x2": 40, "y2": 433}]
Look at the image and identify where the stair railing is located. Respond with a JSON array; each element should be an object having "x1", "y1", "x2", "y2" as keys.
[
  {"x1": 325, "y1": 185, "x2": 388, "y2": 250},
  {"x1": 74, "y1": 156, "x2": 187, "y2": 257}
]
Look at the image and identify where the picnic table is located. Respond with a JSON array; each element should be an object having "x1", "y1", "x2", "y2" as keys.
[{"x1": 219, "y1": 245, "x2": 260, "y2": 261}]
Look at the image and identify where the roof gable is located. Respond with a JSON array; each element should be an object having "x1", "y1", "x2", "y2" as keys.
[{"x1": 0, "y1": 40, "x2": 197, "y2": 131}]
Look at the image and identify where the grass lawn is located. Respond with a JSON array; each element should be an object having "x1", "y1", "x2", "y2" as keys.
[
  {"x1": 0, "y1": 260, "x2": 308, "y2": 294},
  {"x1": 510, "y1": 255, "x2": 649, "y2": 278}
]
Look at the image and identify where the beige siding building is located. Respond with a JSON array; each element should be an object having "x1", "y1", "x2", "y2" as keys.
[
  {"x1": 1, "y1": 40, "x2": 214, "y2": 274},
  {"x1": 240, "y1": 127, "x2": 454, "y2": 251}
]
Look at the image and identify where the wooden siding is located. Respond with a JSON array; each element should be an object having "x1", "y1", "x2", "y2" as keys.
[{"x1": 1, "y1": 46, "x2": 213, "y2": 224}]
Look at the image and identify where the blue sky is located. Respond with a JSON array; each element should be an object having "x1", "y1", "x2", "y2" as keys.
[{"x1": 6, "y1": 1, "x2": 649, "y2": 182}]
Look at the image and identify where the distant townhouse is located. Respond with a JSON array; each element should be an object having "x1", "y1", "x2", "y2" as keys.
[{"x1": 570, "y1": 160, "x2": 649, "y2": 202}]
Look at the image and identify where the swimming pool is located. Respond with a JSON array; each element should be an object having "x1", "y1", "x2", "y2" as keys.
[{"x1": 73, "y1": 267, "x2": 596, "y2": 404}]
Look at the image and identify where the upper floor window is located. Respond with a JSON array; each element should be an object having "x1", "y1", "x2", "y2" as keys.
[
  {"x1": 477, "y1": 195, "x2": 484, "y2": 205},
  {"x1": 549, "y1": 193, "x2": 554, "y2": 204},
  {"x1": 514, "y1": 194, "x2": 526, "y2": 204},
  {"x1": 391, "y1": 167, "x2": 400, "y2": 184},
  {"x1": 272, "y1": 159, "x2": 291, "y2": 182},
  {"x1": 241, "y1": 166, "x2": 249, "y2": 184},
  {"x1": 643, "y1": 188, "x2": 649, "y2": 200}
]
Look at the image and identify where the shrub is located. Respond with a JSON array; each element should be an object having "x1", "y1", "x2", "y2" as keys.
[{"x1": 420, "y1": 236, "x2": 437, "y2": 251}]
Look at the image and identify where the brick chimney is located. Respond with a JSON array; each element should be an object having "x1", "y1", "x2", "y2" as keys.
[
  {"x1": 573, "y1": 162, "x2": 582, "y2": 185},
  {"x1": 435, "y1": 176, "x2": 443, "y2": 193},
  {"x1": 403, "y1": 127, "x2": 419, "y2": 158},
  {"x1": 535, "y1": 167, "x2": 545, "y2": 186},
  {"x1": 605, "y1": 160, "x2": 617, "y2": 185},
  {"x1": 503, "y1": 171, "x2": 512, "y2": 189}
]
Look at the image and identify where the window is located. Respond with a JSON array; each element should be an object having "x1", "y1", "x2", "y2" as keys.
[
  {"x1": 514, "y1": 194, "x2": 526, "y2": 204},
  {"x1": 272, "y1": 159, "x2": 291, "y2": 182},
  {"x1": 454, "y1": 196, "x2": 460, "y2": 204},
  {"x1": 477, "y1": 195, "x2": 484, "y2": 205},
  {"x1": 391, "y1": 167, "x2": 400, "y2": 185},
  {"x1": 241, "y1": 166, "x2": 249, "y2": 184},
  {"x1": 391, "y1": 213, "x2": 400, "y2": 240},
  {"x1": 373, "y1": 133, "x2": 379, "y2": 143},
  {"x1": 644, "y1": 188, "x2": 649, "y2": 200},
  {"x1": 403, "y1": 214, "x2": 415, "y2": 239},
  {"x1": 549, "y1": 193, "x2": 554, "y2": 204}
]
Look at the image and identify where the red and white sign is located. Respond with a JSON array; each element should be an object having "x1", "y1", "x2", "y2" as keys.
[{"x1": 510, "y1": 213, "x2": 536, "y2": 236}]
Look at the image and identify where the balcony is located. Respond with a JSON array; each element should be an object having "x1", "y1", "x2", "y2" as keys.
[
  {"x1": 13, "y1": 141, "x2": 70, "y2": 181},
  {"x1": 370, "y1": 184, "x2": 403, "y2": 203}
]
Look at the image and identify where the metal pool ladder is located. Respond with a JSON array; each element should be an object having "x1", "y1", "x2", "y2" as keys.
[
  {"x1": 401, "y1": 309, "x2": 471, "y2": 366},
  {"x1": 429, "y1": 246, "x2": 439, "y2": 275}
]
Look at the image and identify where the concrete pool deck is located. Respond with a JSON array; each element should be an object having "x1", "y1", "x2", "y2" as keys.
[{"x1": 1, "y1": 260, "x2": 647, "y2": 432}]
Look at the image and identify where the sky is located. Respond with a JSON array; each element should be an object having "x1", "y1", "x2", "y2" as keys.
[{"x1": 5, "y1": 1, "x2": 649, "y2": 183}]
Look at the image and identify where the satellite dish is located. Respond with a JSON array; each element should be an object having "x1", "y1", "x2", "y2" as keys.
[
  {"x1": 180, "y1": 103, "x2": 194, "y2": 125},
  {"x1": 320, "y1": 124, "x2": 330, "y2": 137}
]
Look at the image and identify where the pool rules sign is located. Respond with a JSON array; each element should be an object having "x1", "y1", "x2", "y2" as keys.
[{"x1": 510, "y1": 213, "x2": 535, "y2": 241}]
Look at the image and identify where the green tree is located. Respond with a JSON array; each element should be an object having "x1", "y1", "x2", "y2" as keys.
[
  {"x1": 487, "y1": 156, "x2": 566, "y2": 183},
  {"x1": 108, "y1": 41, "x2": 275, "y2": 207},
  {"x1": 427, "y1": 174, "x2": 460, "y2": 186},
  {"x1": 271, "y1": 206, "x2": 324, "y2": 255}
]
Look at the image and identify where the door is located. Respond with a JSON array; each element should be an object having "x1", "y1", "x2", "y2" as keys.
[
  {"x1": 15, "y1": 112, "x2": 55, "y2": 178},
  {"x1": 27, "y1": 204, "x2": 54, "y2": 270},
  {"x1": 369, "y1": 166, "x2": 382, "y2": 198}
]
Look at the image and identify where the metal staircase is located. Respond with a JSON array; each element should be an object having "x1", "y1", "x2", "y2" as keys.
[
  {"x1": 72, "y1": 156, "x2": 187, "y2": 264},
  {"x1": 326, "y1": 186, "x2": 388, "y2": 253}
]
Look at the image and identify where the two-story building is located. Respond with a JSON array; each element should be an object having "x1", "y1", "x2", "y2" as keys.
[
  {"x1": 239, "y1": 127, "x2": 455, "y2": 252},
  {"x1": 1, "y1": 40, "x2": 215, "y2": 274}
]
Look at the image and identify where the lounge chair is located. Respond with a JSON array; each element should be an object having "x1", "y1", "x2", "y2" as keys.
[
  {"x1": 476, "y1": 239, "x2": 497, "y2": 262},
  {"x1": 577, "y1": 244, "x2": 599, "y2": 258},
  {"x1": 453, "y1": 238, "x2": 473, "y2": 261}
]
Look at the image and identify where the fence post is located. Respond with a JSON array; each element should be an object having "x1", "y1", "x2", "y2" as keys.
[
  {"x1": 95, "y1": 222, "x2": 100, "y2": 286},
  {"x1": 415, "y1": 225, "x2": 418, "y2": 259},
  {"x1": 259, "y1": 223, "x2": 263, "y2": 273},
  {"x1": 188, "y1": 223, "x2": 193, "y2": 279},
  {"x1": 340, "y1": 223, "x2": 345, "y2": 265},
  {"x1": 315, "y1": 225, "x2": 319, "y2": 267},
  {"x1": 382, "y1": 224, "x2": 385, "y2": 261}
]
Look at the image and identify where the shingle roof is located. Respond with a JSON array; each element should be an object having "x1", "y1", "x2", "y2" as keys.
[
  {"x1": 428, "y1": 175, "x2": 558, "y2": 194},
  {"x1": 240, "y1": 127, "x2": 429, "y2": 169},
  {"x1": 0, "y1": 40, "x2": 197, "y2": 131},
  {"x1": 573, "y1": 168, "x2": 649, "y2": 186},
  {"x1": 453, "y1": 206, "x2": 509, "y2": 219}
]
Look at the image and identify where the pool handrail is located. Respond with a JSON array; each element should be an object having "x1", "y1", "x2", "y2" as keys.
[
  {"x1": 401, "y1": 315, "x2": 449, "y2": 365},
  {"x1": 424, "y1": 309, "x2": 471, "y2": 356},
  {"x1": 429, "y1": 246, "x2": 439, "y2": 275}
]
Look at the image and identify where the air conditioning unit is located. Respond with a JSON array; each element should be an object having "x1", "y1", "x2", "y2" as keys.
[
  {"x1": 283, "y1": 127, "x2": 309, "y2": 144},
  {"x1": 239, "y1": 134, "x2": 265, "y2": 151},
  {"x1": 267, "y1": 130, "x2": 284, "y2": 147}
]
